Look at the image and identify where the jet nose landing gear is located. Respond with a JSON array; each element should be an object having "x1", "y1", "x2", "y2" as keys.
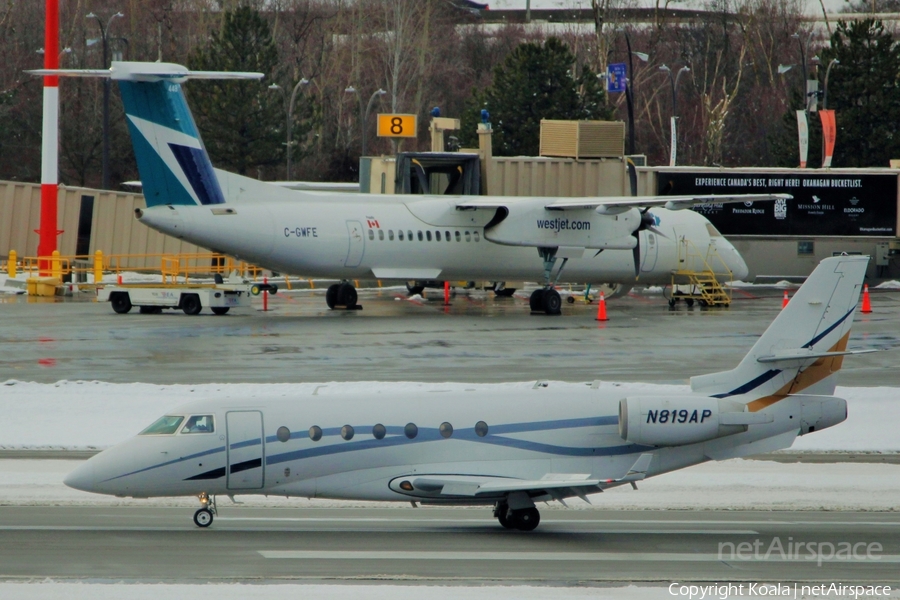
[{"x1": 193, "y1": 492, "x2": 217, "y2": 528}]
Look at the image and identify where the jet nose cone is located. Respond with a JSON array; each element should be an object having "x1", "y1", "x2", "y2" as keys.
[{"x1": 63, "y1": 460, "x2": 96, "y2": 493}]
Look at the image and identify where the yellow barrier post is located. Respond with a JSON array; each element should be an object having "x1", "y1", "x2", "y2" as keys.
[
  {"x1": 93, "y1": 251, "x2": 103, "y2": 284},
  {"x1": 8, "y1": 250, "x2": 16, "y2": 278},
  {"x1": 51, "y1": 251, "x2": 62, "y2": 280}
]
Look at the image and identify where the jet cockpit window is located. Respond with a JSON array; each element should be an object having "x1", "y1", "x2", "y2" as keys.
[
  {"x1": 139, "y1": 415, "x2": 185, "y2": 435},
  {"x1": 706, "y1": 223, "x2": 722, "y2": 238},
  {"x1": 181, "y1": 415, "x2": 215, "y2": 434}
]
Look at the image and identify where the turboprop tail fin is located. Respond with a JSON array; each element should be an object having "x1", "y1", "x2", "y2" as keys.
[
  {"x1": 690, "y1": 255, "x2": 870, "y2": 409},
  {"x1": 28, "y1": 61, "x2": 262, "y2": 208}
]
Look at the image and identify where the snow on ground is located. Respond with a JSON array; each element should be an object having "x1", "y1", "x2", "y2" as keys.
[{"x1": 0, "y1": 380, "x2": 896, "y2": 453}]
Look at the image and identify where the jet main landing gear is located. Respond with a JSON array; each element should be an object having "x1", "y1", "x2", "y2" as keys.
[
  {"x1": 494, "y1": 501, "x2": 541, "y2": 531},
  {"x1": 325, "y1": 282, "x2": 360, "y2": 310},
  {"x1": 194, "y1": 492, "x2": 217, "y2": 528}
]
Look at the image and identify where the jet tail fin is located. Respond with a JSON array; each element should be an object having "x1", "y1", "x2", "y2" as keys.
[
  {"x1": 27, "y1": 62, "x2": 262, "y2": 208},
  {"x1": 690, "y1": 255, "x2": 868, "y2": 409}
]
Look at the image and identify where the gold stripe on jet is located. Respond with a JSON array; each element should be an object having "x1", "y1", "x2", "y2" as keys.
[{"x1": 746, "y1": 331, "x2": 850, "y2": 412}]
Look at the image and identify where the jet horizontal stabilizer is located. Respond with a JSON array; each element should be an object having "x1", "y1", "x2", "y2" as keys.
[{"x1": 756, "y1": 348, "x2": 879, "y2": 364}]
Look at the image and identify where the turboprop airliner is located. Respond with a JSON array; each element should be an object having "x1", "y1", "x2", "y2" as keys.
[
  {"x1": 64, "y1": 255, "x2": 871, "y2": 530},
  {"x1": 32, "y1": 62, "x2": 790, "y2": 314}
]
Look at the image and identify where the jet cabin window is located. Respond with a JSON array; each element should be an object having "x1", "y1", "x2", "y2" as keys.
[
  {"x1": 139, "y1": 415, "x2": 184, "y2": 435},
  {"x1": 182, "y1": 415, "x2": 215, "y2": 434}
]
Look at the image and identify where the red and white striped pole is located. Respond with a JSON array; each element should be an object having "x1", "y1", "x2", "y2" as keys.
[{"x1": 38, "y1": 0, "x2": 60, "y2": 273}]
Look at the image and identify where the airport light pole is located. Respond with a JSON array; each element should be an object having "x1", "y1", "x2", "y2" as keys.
[
  {"x1": 659, "y1": 64, "x2": 690, "y2": 166},
  {"x1": 617, "y1": 29, "x2": 648, "y2": 156},
  {"x1": 269, "y1": 78, "x2": 309, "y2": 180},
  {"x1": 363, "y1": 88, "x2": 387, "y2": 157},
  {"x1": 822, "y1": 58, "x2": 839, "y2": 109},
  {"x1": 345, "y1": 86, "x2": 387, "y2": 157},
  {"x1": 86, "y1": 11, "x2": 123, "y2": 190}
]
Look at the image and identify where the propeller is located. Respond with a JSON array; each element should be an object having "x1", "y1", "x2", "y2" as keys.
[{"x1": 631, "y1": 208, "x2": 668, "y2": 278}]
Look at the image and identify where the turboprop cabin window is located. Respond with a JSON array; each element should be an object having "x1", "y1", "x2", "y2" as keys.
[
  {"x1": 473, "y1": 231, "x2": 480, "y2": 242},
  {"x1": 181, "y1": 415, "x2": 215, "y2": 434},
  {"x1": 398, "y1": 230, "x2": 405, "y2": 241},
  {"x1": 378, "y1": 230, "x2": 385, "y2": 241},
  {"x1": 435, "y1": 231, "x2": 442, "y2": 241},
  {"x1": 368, "y1": 229, "x2": 374, "y2": 241},
  {"x1": 388, "y1": 230, "x2": 394, "y2": 241},
  {"x1": 139, "y1": 415, "x2": 185, "y2": 435}
]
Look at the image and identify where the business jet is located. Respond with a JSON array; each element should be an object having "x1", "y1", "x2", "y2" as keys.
[
  {"x1": 32, "y1": 62, "x2": 789, "y2": 314},
  {"x1": 64, "y1": 255, "x2": 871, "y2": 530}
]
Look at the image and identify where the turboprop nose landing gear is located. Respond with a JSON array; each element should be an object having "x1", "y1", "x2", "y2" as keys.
[
  {"x1": 193, "y1": 492, "x2": 217, "y2": 528},
  {"x1": 529, "y1": 248, "x2": 568, "y2": 315}
]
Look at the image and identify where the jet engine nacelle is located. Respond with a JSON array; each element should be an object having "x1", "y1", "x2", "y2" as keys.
[{"x1": 618, "y1": 395, "x2": 755, "y2": 446}]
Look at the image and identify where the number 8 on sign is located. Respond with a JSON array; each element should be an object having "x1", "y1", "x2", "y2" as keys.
[{"x1": 377, "y1": 114, "x2": 417, "y2": 138}]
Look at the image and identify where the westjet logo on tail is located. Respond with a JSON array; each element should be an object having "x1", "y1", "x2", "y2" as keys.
[{"x1": 126, "y1": 114, "x2": 225, "y2": 206}]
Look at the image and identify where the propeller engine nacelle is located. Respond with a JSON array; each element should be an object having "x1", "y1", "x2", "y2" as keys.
[{"x1": 618, "y1": 396, "x2": 756, "y2": 446}]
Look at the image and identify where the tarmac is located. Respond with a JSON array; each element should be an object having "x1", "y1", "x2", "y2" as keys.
[
  {"x1": 0, "y1": 506, "x2": 897, "y2": 583},
  {"x1": 1, "y1": 283, "x2": 898, "y2": 386}
]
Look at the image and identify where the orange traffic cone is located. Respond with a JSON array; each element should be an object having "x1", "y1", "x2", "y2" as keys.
[
  {"x1": 861, "y1": 284, "x2": 872, "y2": 314},
  {"x1": 596, "y1": 292, "x2": 608, "y2": 321},
  {"x1": 782, "y1": 290, "x2": 789, "y2": 309}
]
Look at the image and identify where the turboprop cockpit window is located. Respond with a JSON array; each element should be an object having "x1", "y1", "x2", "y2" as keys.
[
  {"x1": 139, "y1": 415, "x2": 185, "y2": 435},
  {"x1": 181, "y1": 415, "x2": 215, "y2": 434}
]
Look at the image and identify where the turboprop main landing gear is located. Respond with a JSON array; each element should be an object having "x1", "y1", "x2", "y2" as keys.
[
  {"x1": 493, "y1": 501, "x2": 541, "y2": 531},
  {"x1": 529, "y1": 247, "x2": 568, "y2": 315},
  {"x1": 193, "y1": 492, "x2": 217, "y2": 528},
  {"x1": 325, "y1": 281, "x2": 361, "y2": 310}
]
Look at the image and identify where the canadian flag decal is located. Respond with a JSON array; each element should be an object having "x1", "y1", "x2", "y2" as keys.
[{"x1": 366, "y1": 219, "x2": 380, "y2": 228}]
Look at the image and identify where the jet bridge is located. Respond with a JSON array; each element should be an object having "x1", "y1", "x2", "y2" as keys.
[{"x1": 395, "y1": 152, "x2": 481, "y2": 196}]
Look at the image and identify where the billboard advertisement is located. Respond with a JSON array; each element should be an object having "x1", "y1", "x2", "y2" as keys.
[{"x1": 657, "y1": 171, "x2": 898, "y2": 237}]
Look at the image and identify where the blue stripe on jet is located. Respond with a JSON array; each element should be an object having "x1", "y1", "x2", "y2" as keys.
[
  {"x1": 230, "y1": 437, "x2": 261, "y2": 450},
  {"x1": 107, "y1": 417, "x2": 629, "y2": 483},
  {"x1": 101, "y1": 445, "x2": 226, "y2": 483},
  {"x1": 803, "y1": 307, "x2": 856, "y2": 349},
  {"x1": 711, "y1": 369, "x2": 782, "y2": 399}
]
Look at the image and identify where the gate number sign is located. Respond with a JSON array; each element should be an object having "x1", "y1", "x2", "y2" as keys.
[{"x1": 377, "y1": 114, "x2": 417, "y2": 138}]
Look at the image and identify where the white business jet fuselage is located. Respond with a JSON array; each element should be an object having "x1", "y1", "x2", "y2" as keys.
[{"x1": 65, "y1": 255, "x2": 870, "y2": 530}]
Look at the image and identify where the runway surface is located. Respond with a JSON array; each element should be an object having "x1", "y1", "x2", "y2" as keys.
[
  {"x1": 2, "y1": 284, "x2": 899, "y2": 386},
  {"x1": 1, "y1": 506, "x2": 898, "y2": 583}
]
